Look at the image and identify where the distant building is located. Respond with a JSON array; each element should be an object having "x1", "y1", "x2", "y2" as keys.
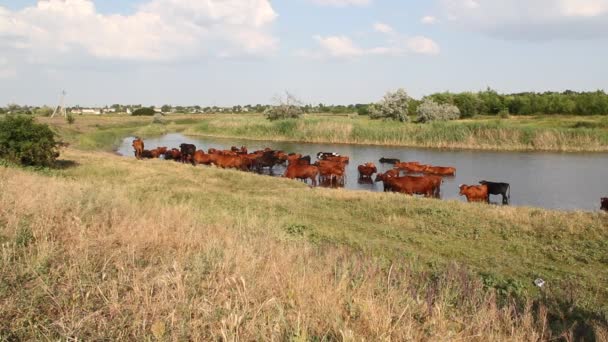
[
  {"x1": 71, "y1": 108, "x2": 101, "y2": 115},
  {"x1": 82, "y1": 108, "x2": 102, "y2": 115}
]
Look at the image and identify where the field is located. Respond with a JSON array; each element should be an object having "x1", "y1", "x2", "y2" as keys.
[
  {"x1": 39, "y1": 113, "x2": 608, "y2": 152},
  {"x1": 0, "y1": 114, "x2": 606, "y2": 339}
]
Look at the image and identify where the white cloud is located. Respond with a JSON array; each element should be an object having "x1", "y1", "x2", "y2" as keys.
[
  {"x1": 373, "y1": 22, "x2": 394, "y2": 34},
  {"x1": 313, "y1": 35, "x2": 364, "y2": 58},
  {"x1": 0, "y1": 0, "x2": 278, "y2": 63},
  {"x1": 441, "y1": 0, "x2": 608, "y2": 40},
  {"x1": 559, "y1": 0, "x2": 608, "y2": 17},
  {"x1": 310, "y1": 0, "x2": 371, "y2": 7},
  {"x1": 421, "y1": 15, "x2": 438, "y2": 24},
  {"x1": 305, "y1": 26, "x2": 441, "y2": 60},
  {"x1": 406, "y1": 36, "x2": 441, "y2": 55}
]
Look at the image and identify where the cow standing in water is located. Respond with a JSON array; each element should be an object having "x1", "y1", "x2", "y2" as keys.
[
  {"x1": 179, "y1": 143, "x2": 196, "y2": 164},
  {"x1": 601, "y1": 198, "x2": 608, "y2": 212},
  {"x1": 479, "y1": 180, "x2": 511, "y2": 205},
  {"x1": 132, "y1": 138, "x2": 144, "y2": 160},
  {"x1": 459, "y1": 184, "x2": 489, "y2": 203}
]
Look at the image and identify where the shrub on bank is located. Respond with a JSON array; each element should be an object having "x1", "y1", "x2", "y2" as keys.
[
  {"x1": 0, "y1": 115, "x2": 60, "y2": 166},
  {"x1": 416, "y1": 99, "x2": 461, "y2": 123},
  {"x1": 132, "y1": 107, "x2": 155, "y2": 116},
  {"x1": 265, "y1": 92, "x2": 304, "y2": 121},
  {"x1": 369, "y1": 88, "x2": 411, "y2": 122}
]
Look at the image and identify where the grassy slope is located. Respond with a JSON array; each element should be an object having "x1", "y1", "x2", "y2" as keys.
[{"x1": 1, "y1": 148, "x2": 607, "y2": 339}]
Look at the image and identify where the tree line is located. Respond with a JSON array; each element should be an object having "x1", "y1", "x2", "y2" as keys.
[
  {"x1": 3, "y1": 89, "x2": 607, "y2": 117},
  {"x1": 423, "y1": 89, "x2": 608, "y2": 117}
]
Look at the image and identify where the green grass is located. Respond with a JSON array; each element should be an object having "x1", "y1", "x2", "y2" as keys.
[{"x1": 1, "y1": 147, "x2": 607, "y2": 339}]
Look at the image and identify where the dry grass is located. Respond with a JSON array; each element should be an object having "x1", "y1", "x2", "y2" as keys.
[{"x1": 1, "y1": 149, "x2": 607, "y2": 340}]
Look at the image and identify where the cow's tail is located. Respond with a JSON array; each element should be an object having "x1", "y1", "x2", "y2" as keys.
[{"x1": 507, "y1": 184, "x2": 511, "y2": 204}]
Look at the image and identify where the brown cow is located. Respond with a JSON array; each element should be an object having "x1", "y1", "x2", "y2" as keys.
[
  {"x1": 140, "y1": 149, "x2": 154, "y2": 159},
  {"x1": 165, "y1": 148, "x2": 181, "y2": 161},
  {"x1": 423, "y1": 165, "x2": 456, "y2": 176},
  {"x1": 211, "y1": 154, "x2": 251, "y2": 171},
  {"x1": 357, "y1": 162, "x2": 377, "y2": 179},
  {"x1": 325, "y1": 155, "x2": 350, "y2": 164},
  {"x1": 601, "y1": 197, "x2": 608, "y2": 212},
  {"x1": 231, "y1": 146, "x2": 248, "y2": 155},
  {"x1": 424, "y1": 175, "x2": 443, "y2": 198},
  {"x1": 376, "y1": 174, "x2": 437, "y2": 197},
  {"x1": 374, "y1": 169, "x2": 401, "y2": 192},
  {"x1": 316, "y1": 159, "x2": 347, "y2": 186},
  {"x1": 150, "y1": 149, "x2": 162, "y2": 158},
  {"x1": 193, "y1": 150, "x2": 214, "y2": 166},
  {"x1": 459, "y1": 184, "x2": 489, "y2": 203},
  {"x1": 395, "y1": 162, "x2": 427, "y2": 173},
  {"x1": 284, "y1": 163, "x2": 319, "y2": 186},
  {"x1": 132, "y1": 138, "x2": 144, "y2": 159}
]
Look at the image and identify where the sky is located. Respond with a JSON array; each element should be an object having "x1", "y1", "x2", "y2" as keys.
[{"x1": 0, "y1": 0, "x2": 607, "y2": 107}]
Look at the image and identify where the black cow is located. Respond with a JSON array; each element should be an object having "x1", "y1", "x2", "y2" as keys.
[
  {"x1": 601, "y1": 197, "x2": 608, "y2": 212},
  {"x1": 379, "y1": 157, "x2": 400, "y2": 164},
  {"x1": 179, "y1": 143, "x2": 196, "y2": 164},
  {"x1": 300, "y1": 155, "x2": 312, "y2": 165},
  {"x1": 479, "y1": 180, "x2": 510, "y2": 205},
  {"x1": 252, "y1": 150, "x2": 283, "y2": 173},
  {"x1": 317, "y1": 152, "x2": 340, "y2": 160}
]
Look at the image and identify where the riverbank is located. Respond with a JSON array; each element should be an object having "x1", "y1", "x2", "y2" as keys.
[
  {"x1": 40, "y1": 114, "x2": 608, "y2": 152},
  {"x1": 1, "y1": 148, "x2": 607, "y2": 340},
  {"x1": 183, "y1": 114, "x2": 608, "y2": 152}
]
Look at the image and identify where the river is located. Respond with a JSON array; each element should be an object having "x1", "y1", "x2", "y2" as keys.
[{"x1": 117, "y1": 133, "x2": 608, "y2": 211}]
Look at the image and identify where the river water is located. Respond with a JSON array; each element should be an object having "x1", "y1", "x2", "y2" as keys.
[{"x1": 117, "y1": 133, "x2": 608, "y2": 211}]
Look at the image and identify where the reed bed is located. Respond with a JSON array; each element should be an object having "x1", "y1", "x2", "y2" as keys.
[{"x1": 185, "y1": 115, "x2": 608, "y2": 152}]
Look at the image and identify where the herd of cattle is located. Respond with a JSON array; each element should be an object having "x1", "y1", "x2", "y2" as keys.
[{"x1": 132, "y1": 138, "x2": 607, "y2": 210}]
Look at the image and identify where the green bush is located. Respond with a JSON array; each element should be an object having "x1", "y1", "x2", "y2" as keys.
[
  {"x1": 0, "y1": 116, "x2": 59, "y2": 167},
  {"x1": 132, "y1": 107, "x2": 155, "y2": 116},
  {"x1": 265, "y1": 106, "x2": 303, "y2": 121},
  {"x1": 66, "y1": 113, "x2": 76, "y2": 124}
]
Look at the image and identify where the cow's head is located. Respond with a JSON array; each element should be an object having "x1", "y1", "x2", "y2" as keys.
[
  {"x1": 601, "y1": 197, "x2": 608, "y2": 210},
  {"x1": 458, "y1": 184, "x2": 467, "y2": 195}
]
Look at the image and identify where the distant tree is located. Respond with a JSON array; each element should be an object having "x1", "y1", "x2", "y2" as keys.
[
  {"x1": 356, "y1": 104, "x2": 371, "y2": 116},
  {"x1": 34, "y1": 106, "x2": 54, "y2": 117},
  {"x1": 132, "y1": 107, "x2": 155, "y2": 116},
  {"x1": 66, "y1": 113, "x2": 76, "y2": 124},
  {"x1": 416, "y1": 99, "x2": 461, "y2": 123},
  {"x1": 0, "y1": 116, "x2": 59, "y2": 166},
  {"x1": 369, "y1": 88, "x2": 411, "y2": 122},
  {"x1": 265, "y1": 92, "x2": 304, "y2": 121},
  {"x1": 161, "y1": 105, "x2": 172, "y2": 113}
]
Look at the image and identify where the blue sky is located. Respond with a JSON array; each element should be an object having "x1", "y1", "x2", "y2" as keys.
[{"x1": 0, "y1": 0, "x2": 607, "y2": 106}]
